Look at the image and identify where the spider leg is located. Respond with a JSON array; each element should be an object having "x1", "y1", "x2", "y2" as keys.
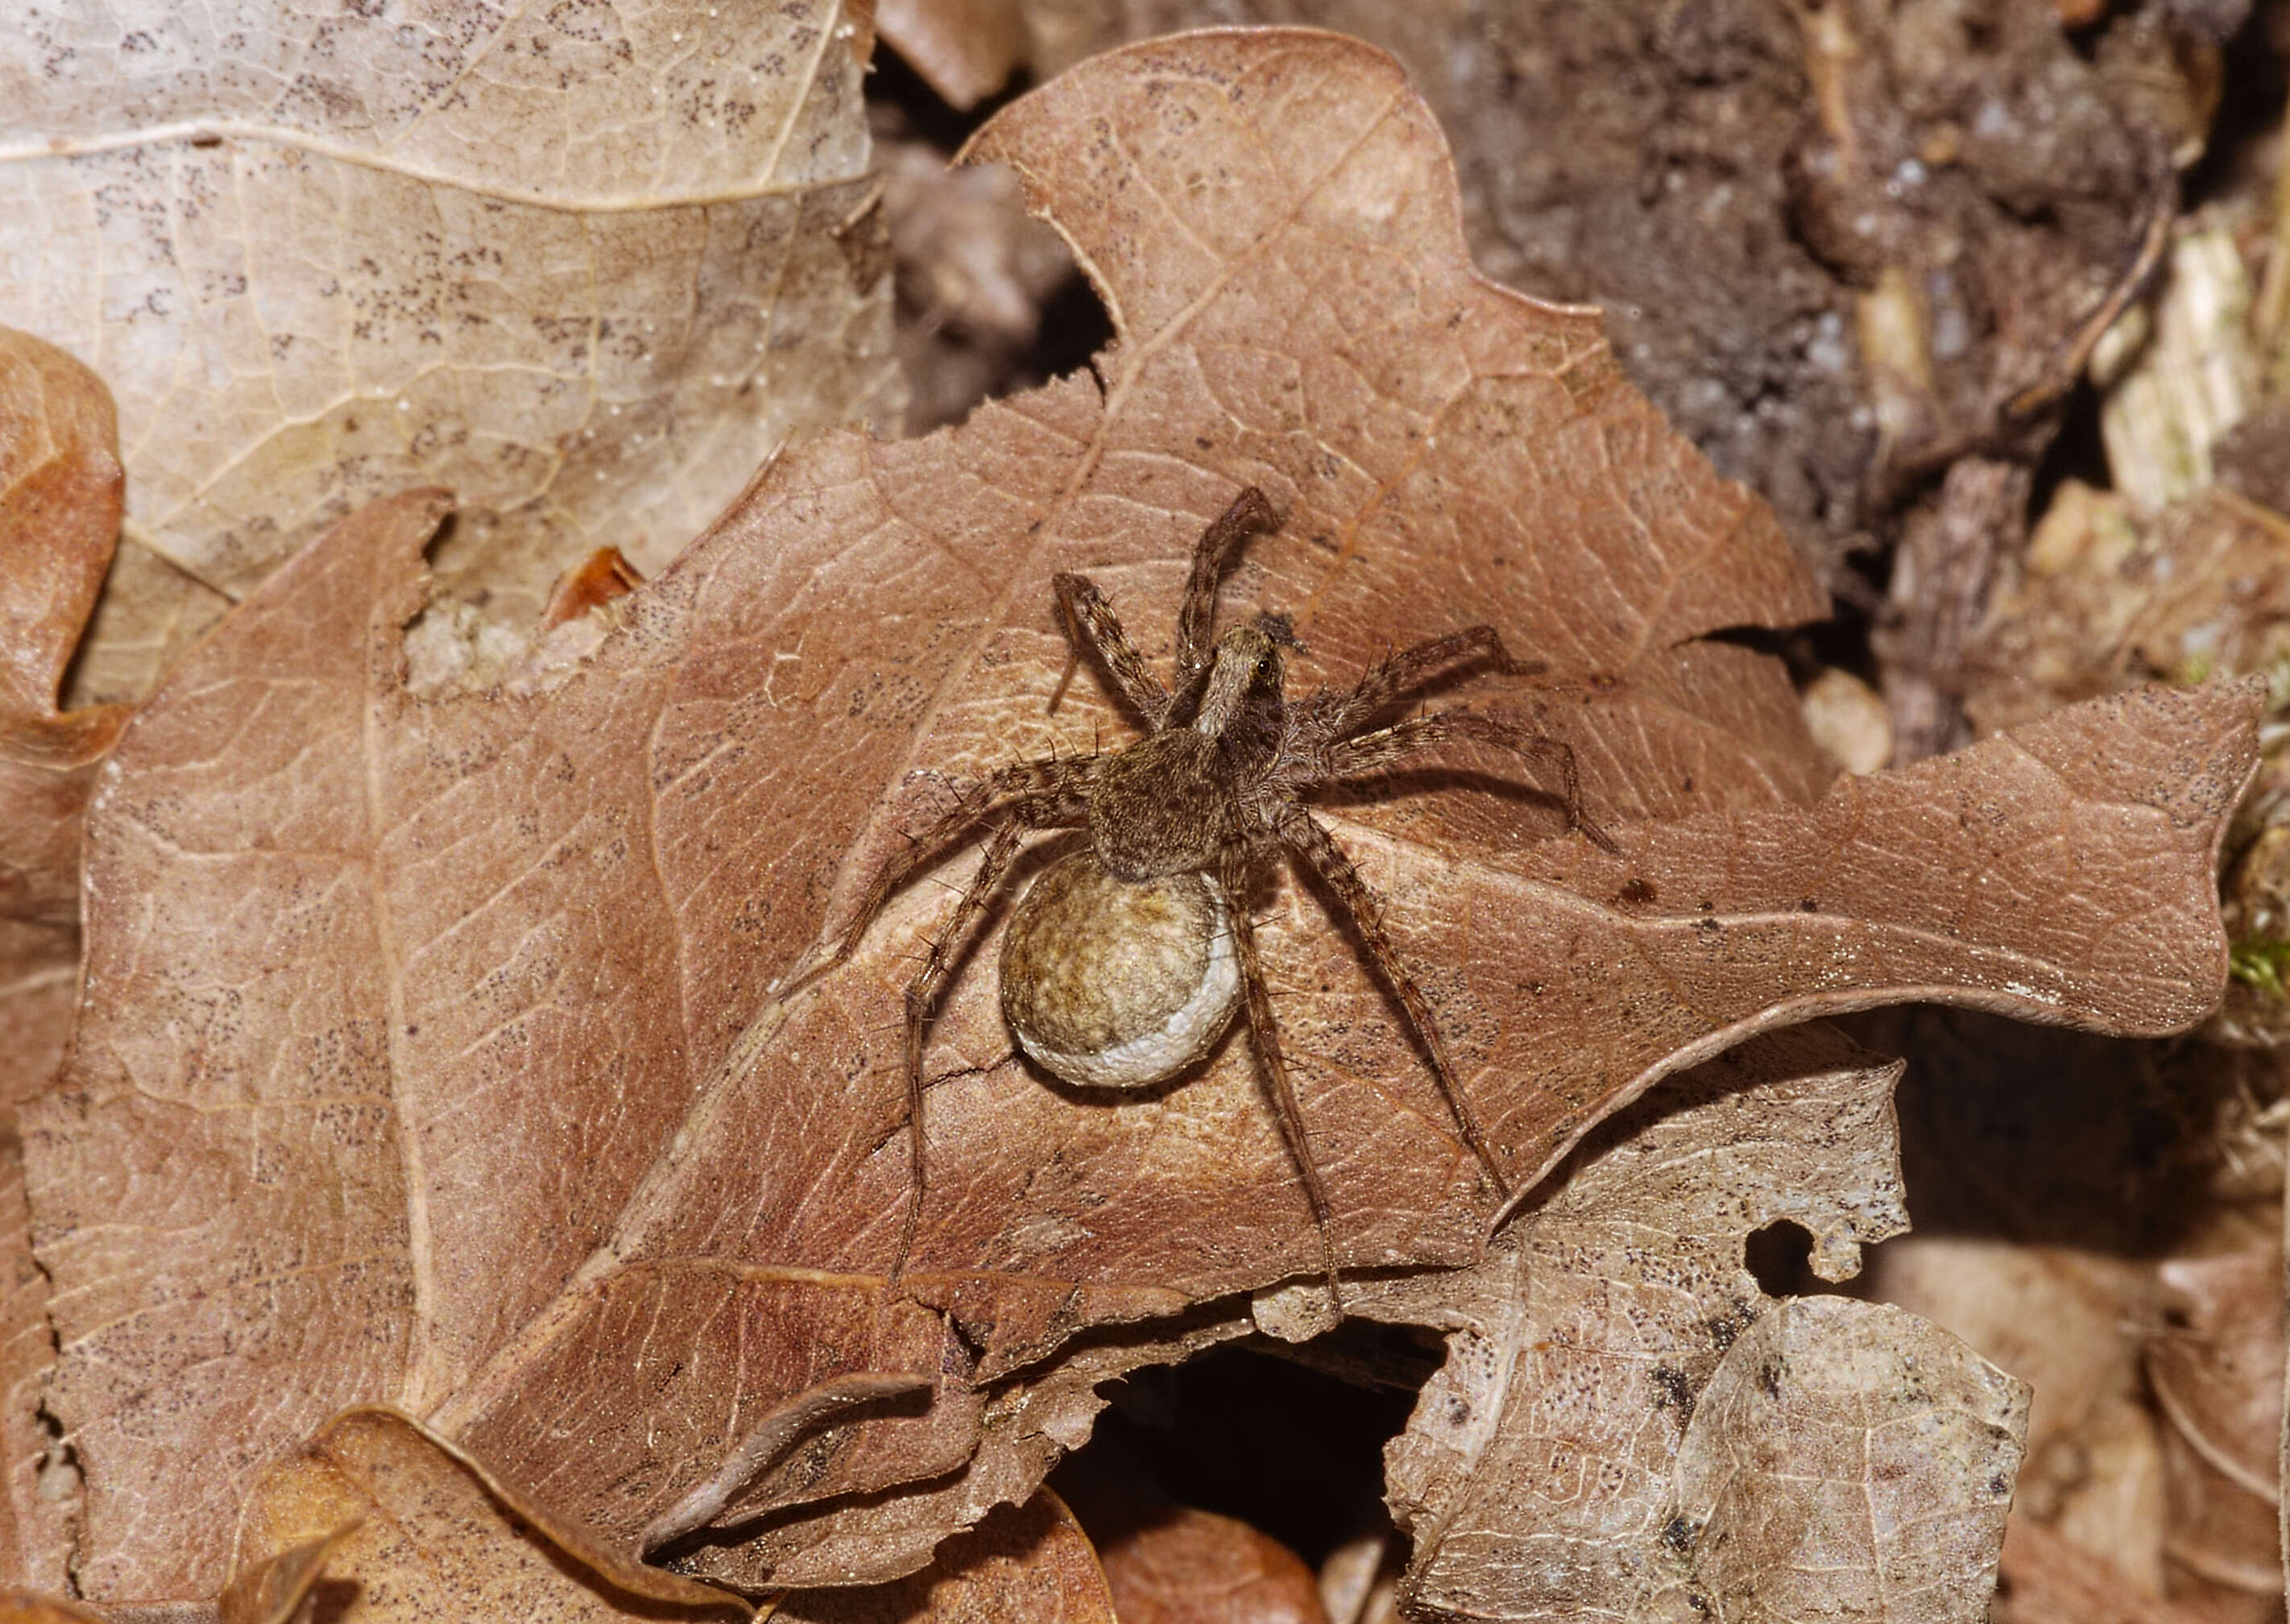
[
  {"x1": 1050, "y1": 572, "x2": 1170, "y2": 725},
  {"x1": 892, "y1": 817, "x2": 1029, "y2": 1284},
  {"x1": 1320, "y1": 710, "x2": 1620, "y2": 853},
  {"x1": 1274, "y1": 806, "x2": 1513, "y2": 1202},
  {"x1": 1319, "y1": 626, "x2": 1542, "y2": 736},
  {"x1": 785, "y1": 755, "x2": 1098, "y2": 996},
  {"x1": 1219, "y1": 843, "x2": 1345, "y2": 1315},
  {"x1": 1173, "y1": 487, "x2": 1282, "y2": 690}
]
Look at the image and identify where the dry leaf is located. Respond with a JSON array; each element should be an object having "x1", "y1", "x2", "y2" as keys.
[
  {"x1": 18, "y1": 31, "x2": 2262, "y2": 1610},
  {"x1": 1994, "y1": 1514, "x2": 2221, "y2": 1624},
  {"x1": 0, "y1": 328, "x2": 127, "y2": 1108},
  {"x1": 0, "y1": 1597, "x2": 111, "y2": 1623},
  {"x1": 216, "y1": 1527, "x2": 352, "y2": 1624},
  {"x1": 1093, "y1": 1504, "x2": 1330, "y2": 1624},
  {"x1": 772, "y1": 1487, "x2": 1116, "y2": 1623},
  {"x1": 230, "y1": 1407, "x2": 746, "y2": 1623},
  {"x1": 1668, "y1": 1296, "x2": 2026, "y2": 1624},
  {"x1": 1356, "y1": 1025, "x2": 1922, "y2": 1618},
  {"x1": 1860, "y1": 1237, "x2": 2164, "y2": 1585},
  {"x1": 0, "y1": 0, "x2": 901, "y2": 682},
  {"x1": 2147, "y1": 1242, "x2": 2284, "y2": 1612}
]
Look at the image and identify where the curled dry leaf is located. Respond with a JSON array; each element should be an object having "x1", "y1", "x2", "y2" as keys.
[
  {"x1": 0, "y1": 329, "x2": 127, "y2": 1106},
  {"x1": 772, "y1": 1487, "x2": 1116, "y2": 1624},
  {"x1": 0, "y1": 0, "x2": 901, "y2": 680},
  {"x1": 216, "y1": 1526, "x2": 353, "y2": 1624},
  {"x1": 229, "y1": 1407, "x2": 747, "y2": 1624},
  {"x1": 18, "y1": 30, "x2": 2262, "y2": 1608}
]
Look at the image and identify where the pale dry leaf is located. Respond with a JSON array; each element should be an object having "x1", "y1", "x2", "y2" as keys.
[
  {"x1": 229, "y1": 1407, "x2": 747, "y2": 1624},
  {"x1": 1355, "y1": 1025, "x2": 1915, "y2": 1621},
  {"x1": 19, "y1": 31, "x2": 2262, "y2": 1609},
  {"x1": 1093, "y1": 1503, "x2": 1331, "y2": 1624},
  {"x1": 1857, "y1": 1236, "x2": 2165, "y2": 1583},
  {"x1": 0, "y1": 327, "x2": 127, "y2": 1108},
  {"x1": 1668, "y1": 1296, "x2": 2027, "y2": 1624},
  {"x1": 1993, "y1": 1514, "x2": 2221, "y2": 1624},
  {"x1": 0, "y1": 0, "x2": 901, "y2": 674},
  {"x1": 876, "y1": 0, "x2": 1029, "y2": 111},
  {"x1": 772, "y1": 1487, "x2": 1116, "y2": 1624},
  {"x1": 2147, "y1": 1242, "x2": 2285, "y2": 1611}
]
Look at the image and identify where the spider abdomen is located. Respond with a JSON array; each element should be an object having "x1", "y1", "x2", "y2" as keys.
[{"x1": 999, "y1": 851, "x2": 1242, "y2": 1089}]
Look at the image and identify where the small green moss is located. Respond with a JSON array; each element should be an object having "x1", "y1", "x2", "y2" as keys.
[{"x1": 2229, "y1": 937, "x2": 2290, "y2": 1000}]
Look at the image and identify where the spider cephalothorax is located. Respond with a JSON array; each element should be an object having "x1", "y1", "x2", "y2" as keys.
[{"x1": 799, "y1": 487, "x2": 1614, "y2": 1300}]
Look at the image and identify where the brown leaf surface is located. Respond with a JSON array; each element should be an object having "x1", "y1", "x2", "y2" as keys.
[
  {"x1": 0, "y1": 1598, "x2": 110, "y2": 1623},
  {"x1": 0, "y1": 0, "x2": 901, "y2": 687},
  {"x1": 19, "y1": 30, "x2": 2261, "y2": 1606},
  {"x1": 0, "y1": 326, "x2": 124, "y2": 1597},
  {"x1": 772, "y1": 1488, "x2": 1116, "y2": 1624},
  {"x1": 0, "y1": 327, "x2": 127, "y2": 1108},
  {"x1": 1094, "y1": 1504, "x2": 1330, "y2": 1624},
  {"x1": 229, "y1": 1407, "x2": 747, "y2": 1624}
]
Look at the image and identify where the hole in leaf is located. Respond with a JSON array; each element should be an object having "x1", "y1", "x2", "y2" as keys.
[{"x1": 1743, "y1": 1219, "x2": 1816, "y2": 1298}]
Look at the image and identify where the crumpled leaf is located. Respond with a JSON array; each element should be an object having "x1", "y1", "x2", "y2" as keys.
[
  {"x1": 773, "y1": 1487, "x2": 1116, "y2": 1623},
  {"x1": 230, "y1": 1407, "x2": 746, "y2": 1623},
  {"x1": 0, "y1": 328, "x2": 127, "y2": 1107},
  {"x1": 1354, "y1": 1025, "x2": 1922, "y2": 1619},
  {"x1": 0, "y1": 0, "x2": 901, "y2": 682},
  {"x1": 20, "y1": 30, "x2": 2261, "y2": 1608}
]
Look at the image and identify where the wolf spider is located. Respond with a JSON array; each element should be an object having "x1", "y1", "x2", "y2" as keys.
[{"x1": 805, "y1": 487, "x2": 1613, "y2": 1301}]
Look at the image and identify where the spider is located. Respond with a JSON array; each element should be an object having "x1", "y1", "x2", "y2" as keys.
[{"x1": 799, "y1": 487, "x2": 1615, "y2": 1301}]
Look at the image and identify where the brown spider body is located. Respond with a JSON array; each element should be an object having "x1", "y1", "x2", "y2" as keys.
[{"x1": 797, "y1": 487, "x2": 1613, "y2": 1303}]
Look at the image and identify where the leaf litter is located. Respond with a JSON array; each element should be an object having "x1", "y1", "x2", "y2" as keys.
[{"x1": 0, "y1": 23, "x2": 2271, "y2": 1624}]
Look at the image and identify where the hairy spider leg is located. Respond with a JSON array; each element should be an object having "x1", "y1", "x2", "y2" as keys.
[
  {"x1": 1275, "y1": 804, "x2": 1512, "y2": 1200},
  {"x1": 1049, "y1": 571, "x2": 1169, "y2": 724},
  {"x1": 783, "y1": 756, "x2": 1099, "y2": 997},
  {"x1": 893, "y1": 818, "x2": 1030, "y2": 1283},
  {"x1": 1173, "y1": 487, "x2": 1282, "y2": 688},
  {"x1": 1319, "y1": 625, "x2": 1544, "y2": 735},
  {"x1": 1322, "y1": 710, "x2": 1621, "y2": 854},
  {"x1": 1220, "y1": 843, "x2": 1346, "y2": 1312}
]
